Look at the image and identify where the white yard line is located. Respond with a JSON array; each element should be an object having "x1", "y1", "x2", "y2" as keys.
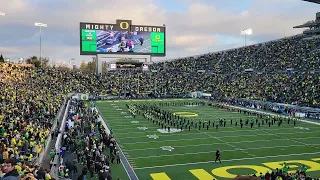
[
  {"x1": 115, "y1": 127, "x2": 159, "y2": 131},
  {"x1": 203, "y1": 131, "x2": 255, "y2": 157},
  {"x1": 134, "y1": 152, "x2": 320, "y2": 170},
  {"x1": 130, "y1": 144, "x2": 320, "y2": 159},
  {"x1": 107, "y1": 121, "x2": 140, "y2": 125},
  {"x1": 122, "y1": 137, "x2": 208, "y2": 145},
  {"x1": 125, "y1": 136, "x2": 320, "y2": 151},
  {"x1": 115, "y1": 126, "x2": 317, "y2": 138},
  {"x1": 121, "y1": 131, "x2": 320, "y2": 145},
  {"x1": 257, "y1": 129, "x2": 319, "y2": 149},
  {"x1": 111, "y1": 123, "x2": 152, "y2": 127}
]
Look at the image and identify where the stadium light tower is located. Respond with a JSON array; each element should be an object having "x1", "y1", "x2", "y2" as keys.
[
  {"x1": 0, "y1": 12, "x2": 5, "y2": 16},
  {"x1": 241, "y1": 28, "x2": 252, "y2": 46},
  {"x1": 35, "y1": 22, "x2": 48, "y2": 67}
]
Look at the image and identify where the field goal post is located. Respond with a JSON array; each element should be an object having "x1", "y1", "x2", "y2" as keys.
[{"x1": 96, "y1": 54, "x2": 152, "y2": 74}]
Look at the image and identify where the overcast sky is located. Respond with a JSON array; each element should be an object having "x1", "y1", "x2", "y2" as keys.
[{"x1": 0, "y1": 0, "x2": 318, "y2": 65}]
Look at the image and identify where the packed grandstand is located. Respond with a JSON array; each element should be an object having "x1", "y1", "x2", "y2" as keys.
[
  {"x1": 1, "y1": 1, "x2": 320, "y2": 180},
  {"x1": 1, "y1": 31, "x2": 320, "y2": 180}
]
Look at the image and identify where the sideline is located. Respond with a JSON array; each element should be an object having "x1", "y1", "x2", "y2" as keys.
[
  {"x1": 93, "y1": 107, "x2": 140, "y2": 180},
  {"x1": 224, "y1": 104, "x2": 320, "y2": 126},
  {"x1": 134, "y1": 152, "x2": 320, "y2": 170}
]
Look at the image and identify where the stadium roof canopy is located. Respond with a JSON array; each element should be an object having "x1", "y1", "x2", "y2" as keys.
[{"x1": 302, "y1": 0, "x2": 320, "y2": 4}]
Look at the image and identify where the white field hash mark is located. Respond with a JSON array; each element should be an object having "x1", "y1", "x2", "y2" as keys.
[
  {"x1": 146, "y1": 134, "x2": 159, "y2": 139},
  {"x1": 160, "y1": 146, "x2": 174, "y2": 151},
  {"x1": 294, "y1": 126, "x2": 310, "y2": 130}
]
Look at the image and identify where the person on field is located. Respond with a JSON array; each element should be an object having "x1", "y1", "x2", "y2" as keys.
[{"x1": 215, "y1": 149, "x2": 221, "y2": 163}]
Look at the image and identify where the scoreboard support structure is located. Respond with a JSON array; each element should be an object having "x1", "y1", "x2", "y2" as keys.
[{"x1": 96, "y1": 54, "x2": 152, "y2": 74}]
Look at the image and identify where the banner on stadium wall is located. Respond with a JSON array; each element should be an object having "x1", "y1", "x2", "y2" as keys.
[{"x1": 191, "y1": 91, "x2": 203, "y2": 98}]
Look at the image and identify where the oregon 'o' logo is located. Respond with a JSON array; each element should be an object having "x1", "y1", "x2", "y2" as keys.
[
  {"x1": 80, "y1": 94, "x2": 89, "y2": 100},
  {"x1": 174, "y1": 112, "x2": 198, "y2": 117},
  {"x1": 119, "y1": 22, "x2": 129, "y2": 30},
  {"x1": 155, "y1": 34, "x2": 161, "y2": 40}
]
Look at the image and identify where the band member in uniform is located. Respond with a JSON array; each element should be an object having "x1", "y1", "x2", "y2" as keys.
[{"x1": 215, "y1": 149, "x2": 221, "y2": 163}]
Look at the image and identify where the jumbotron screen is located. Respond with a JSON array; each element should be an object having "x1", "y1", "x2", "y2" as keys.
[{"x1": 80, "y1": 20, "x2": 166, "y2": 56}]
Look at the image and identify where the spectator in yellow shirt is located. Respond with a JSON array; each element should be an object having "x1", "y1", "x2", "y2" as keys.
[{"x1": 3, "y1": 149, "x2": 9, "y2": 160}]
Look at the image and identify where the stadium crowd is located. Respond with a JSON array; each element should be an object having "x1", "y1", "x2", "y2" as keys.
[
  {"x1": 0, "y1": 33, "x2": 320, "y2": 179},
  {"x1": 56, "y1": 100, "x2": 121, "y2": 180},
  {"x1": 148, "y1": 34, "x2": 320, "y2": 107}
]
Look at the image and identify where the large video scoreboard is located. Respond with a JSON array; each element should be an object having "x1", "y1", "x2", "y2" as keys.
[{"x1": 80, "y1": 20, "x2": 166, "y2": 56}]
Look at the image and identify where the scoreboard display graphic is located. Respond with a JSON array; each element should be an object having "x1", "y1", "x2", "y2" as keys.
[{"x1": 80, "y1": 20, "x2": 166, "y2": 56}]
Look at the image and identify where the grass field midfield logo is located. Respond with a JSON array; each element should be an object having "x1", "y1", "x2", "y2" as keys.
[
  {"x1": 121, "y1": 112, "x2": 127, "y2": 114},
  {"x1": 131, "y1": 121, "x2": 139, "y2": 124},
  {"x1": 147, "y1": 134, "x2": 159, "y2": 139},
  {"x1": 137, "y1": 127, "x2": 148, "y2": 130},
  {"x1": 160, "y1": 146, "x2": 174, "y2": 151},
  {"x1": 113, "y1": 105, "x2": 119, "y2": 108},
  {"x1": 125, "y1": 115, "x2": 133, "y2": 118},
  {"x1": 116, "y1": 109, "x2": 123, "y2": 111},
  {"x1": 150, "y1": 157, "x2": 320, "y2": 180},
  {"x1": 110, "y1": 104, "x2": 116, "y2": 105}
]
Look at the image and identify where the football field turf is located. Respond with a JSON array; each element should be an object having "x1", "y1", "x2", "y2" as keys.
[{"x1": 95, "y1": 99, "x2": 320, "y2": 180}]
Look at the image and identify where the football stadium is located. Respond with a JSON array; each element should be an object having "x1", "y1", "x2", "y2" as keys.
[{"x1": 0, "y1": 0, "x2": 320, "y2": 180}]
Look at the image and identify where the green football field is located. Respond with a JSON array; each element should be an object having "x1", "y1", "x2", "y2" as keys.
[{"x1": 95, "y1": 99, "x2": 320, "y2": 180}]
